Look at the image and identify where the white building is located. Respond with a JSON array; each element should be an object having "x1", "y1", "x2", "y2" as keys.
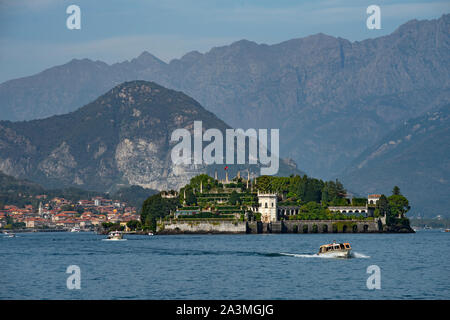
[
  {"x1": 258, "y1": 192, "x2": 278, "y2": 223},
  {"x1": 368, "y1": 194, "x2": 381, "y2": 205}
]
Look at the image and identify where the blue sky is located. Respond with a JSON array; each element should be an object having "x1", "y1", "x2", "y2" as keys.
[{"x1": 0, "y1": 0, "x2": 448, "y2": 83}]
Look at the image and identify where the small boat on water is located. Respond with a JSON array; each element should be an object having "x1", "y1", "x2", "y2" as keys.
[
  {"x1": 445, "y1": 229, "x2": 450, "y2": 232},
  {"x1": 318, "y1": 241, "x2": 352, "y2": 258},
  {"x1": 106, "y1": 231, "x2": 124, "y2": 241},
  {"x1": 70, "y1": 227, "x2": 81, "y2": 233},
  {"x1": 4, "y1": 232, "x2": 15, "y2": 238},
  {"x1": 148, "y1": 232, "x2": 154, "y2": 236}
]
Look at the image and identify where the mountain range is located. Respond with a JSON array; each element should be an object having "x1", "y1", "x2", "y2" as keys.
[
  {"x1": 0, "y1": 15, "x2": 448, "y2": 216},
  {"x1": 0, "y1": 15, "x2": 448, "y2": 180},
  {"x1": 341, "y1": 104, "x2": 450, "y2": 216},
  {"x1": 0, "y1": 81, "x2": 301, "y2": 193}
]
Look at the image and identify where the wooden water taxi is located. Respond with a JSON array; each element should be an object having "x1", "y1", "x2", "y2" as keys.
[{"x1": 318, "y1": 241, "x2": 352, "y2": 258}]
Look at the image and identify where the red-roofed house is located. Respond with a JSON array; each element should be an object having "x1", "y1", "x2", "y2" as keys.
[{"x1": 368, "y1": 194, "x2": 381, "y2": 204}]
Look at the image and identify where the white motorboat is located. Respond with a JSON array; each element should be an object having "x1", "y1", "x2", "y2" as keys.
[{"x1": 106, "y1": 231, "x2": 125, "y2": 241}]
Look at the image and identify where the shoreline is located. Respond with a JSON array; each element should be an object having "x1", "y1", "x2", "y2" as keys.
[
  {"x1": 2, "y1": 219, "x2": 415, "y2": 235},
  {"x1": 156, "y1": 219, "x2": 414, "y2": 234}
]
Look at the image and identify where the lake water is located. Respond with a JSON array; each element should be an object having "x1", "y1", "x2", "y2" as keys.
[{"x1": 1, "y1": 230, "x2": 449, "y2": 299}]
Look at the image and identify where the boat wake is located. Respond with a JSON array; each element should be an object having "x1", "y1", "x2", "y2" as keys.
[
  {"x1": 279, "y1": 251, "x2": 370, "y2": 259},
  {"x1": 101, "y1": 239, "x2": 127, "y2": 241},
  {"x1": 351, "y1": 252, "x2": 370, "y2": 259}
]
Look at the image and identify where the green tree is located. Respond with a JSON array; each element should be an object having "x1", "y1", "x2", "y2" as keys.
[
  {"x1": 392, "y1": 186, "x2": 401, "y2": 196},
  {"x1": 189, "y1": 174, "x2": 213, "y2": 191},
  {"x1": 335, "y1": 179, "x2": 346, "y2": 197},
  {"x1": 141, "y1": 193, "x2": 178, "y2": 231},
  {"x1": 256, "y1": 175, "x2": 273, "y2": 192},
  {"x1": 286, "y1": 191, "x2": 298, "y2": 200},
  {"x1": 229, "y1": 191, "x2": 241, "y2": 205},
  {"x1": 321, "y1": 184, "x2": 331, "y2": 204},
  {"x1": 377, "y1": 192, "x2": 410, "y2": 227},
  {"x1": 330, "y1": 197, "x2": 349, "y2": 206},
  {"x1": 303, "y1": 179, "x2": 323, "y2": 203},
  {"x1": 126, "y1": 220, "x2": 142, "y2": 231},
  {"x1": 185, "y1": 190, "x2": 197, "y2": 206},
  {"x1": 377, "y1": 195, "x2": 390, "y2": 217},
  {"x1": 388, "y1": 194, "x2": 410, "y2": 218},
  {"x1": 298, "y1": 201, "x2": 328, "y2": 219},
  {"x1": 351, "y1": 197, "x2": 367, "y2": 206},
  {"x1": 12, "y1": 222, "x2": 25, "y2": 229},
  {"x1": 321, "y1": 179, "x2": 346, "y2": 204}
]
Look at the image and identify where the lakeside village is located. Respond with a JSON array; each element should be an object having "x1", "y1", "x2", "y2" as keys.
[
  {"x1": 0, "y1": 195, "x2": 140, "y2": 232},
  {"x1": 141, "y1": 170, "x2": 414, "y2": 234},
  {"x1": 0, "y1": 170, "x2": 413, "y2": 234}
]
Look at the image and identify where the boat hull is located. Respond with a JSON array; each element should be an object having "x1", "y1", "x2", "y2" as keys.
[{"x1": 318, "y1": 249, "x2": 351, "y2": 258}]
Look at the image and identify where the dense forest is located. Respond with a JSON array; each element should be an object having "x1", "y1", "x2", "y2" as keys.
[{"x1": 255, "y1": 175, "x2": 348, "y2": 205}]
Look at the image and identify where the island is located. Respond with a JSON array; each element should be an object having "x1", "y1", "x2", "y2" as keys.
[{"x1": 139, "y1": 171, "x2": 414, "y2": 234}]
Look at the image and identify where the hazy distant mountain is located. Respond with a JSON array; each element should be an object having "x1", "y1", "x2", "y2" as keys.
[
  {"x1": 0, "y1": 170, "x2": 44, "y2": 195},
  {"x1": 0, "y1": 81, "x2": 302, "y2": 192},
  {"x1": 0, "y1": 15, "x2": 448, "y2": 180},
  {"x1": 340, "y1": 105, "x2": 450, "y2": 217},
  {"x1": 0, "y1": 170, "x2": 101, "y2": 207},
  {"x1": 0, "y1": 169, "x2": 158, "y2": 209}
]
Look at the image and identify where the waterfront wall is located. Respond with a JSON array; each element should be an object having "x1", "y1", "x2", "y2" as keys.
[
  {"x1": 280, "y1": 220, "x2": 379, "y2": 233},
  {"x1": 158, "y1": 219, "x2": 381, "y2": 234},
  {"x1": 158, "y1": 220, "x2": 247, "y2": 234}
]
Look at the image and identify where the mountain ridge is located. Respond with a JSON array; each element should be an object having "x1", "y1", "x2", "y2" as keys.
[
  {"x1": 0, "y1": 81, "x2": 302, "y2": 193},
  {"x1": 340, "y1": 104, "x2": 450, "y2": 216},
  {"x1": 2, "y1": 15, "x2": 448, "y2": 123},
  {"x1": 0, "y1": 15, "x2": 448, "y2": 216}
]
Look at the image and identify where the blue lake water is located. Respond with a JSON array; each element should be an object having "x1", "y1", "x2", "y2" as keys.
[{"x1": 0, "y1": 230, "x2": 449, "y2": 299}]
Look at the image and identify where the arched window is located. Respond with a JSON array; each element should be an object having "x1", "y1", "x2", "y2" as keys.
[{"x1": 265, "y1": 202, "x2": 268, "y2": 208}]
